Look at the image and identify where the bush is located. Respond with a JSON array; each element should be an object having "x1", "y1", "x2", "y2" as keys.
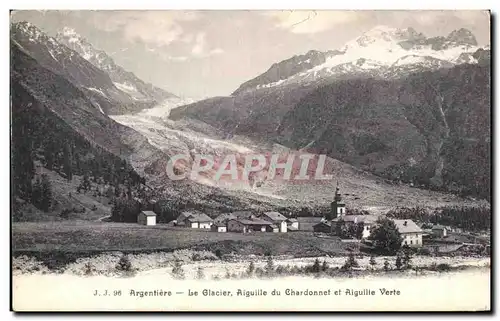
[
  {"x1": 84, "y1": 262, "x2": 96, "y2": 276},
  {"x1": 246, "y1": 261, "x2": 255, "y2": 276},
  {"x1": 265, "y1": 256, "x2": 275, "y2": 275},
  {"x1": 341, "y1": 253, "x2": 359, "y2": 271},
  {"x1": 436, "y1": 263, "x2": 451, "y2": 272},
  {"x1": 116, "y1": 255, "x2": 132, "y2": 272},
  {"x1": 171, "y1": 261, "x2": 185, "y2": 279},
  {"x1": 196, "y1": 266, "x2": 205, "y2": 280},
  {"x1": 383, "y1": 258, "x2": 390, "y2": 271}
]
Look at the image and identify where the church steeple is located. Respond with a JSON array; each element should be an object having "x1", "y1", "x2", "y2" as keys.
[
  {"x1": 334, "y1": 182, "x2": 342, "y2": 202},
  {"x1": 331, "y1": 182, "x2": 346, "y2": 218}
]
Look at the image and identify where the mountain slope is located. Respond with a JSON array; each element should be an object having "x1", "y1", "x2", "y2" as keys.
[
  {"x1": 56, "y1": 27, "x2": 177, "y2": 103},
  {"x1": 11, "y1": 21, "x2": 156, "y2": 115},
  {"x1": 233, "y1": 26, "x2": 482, "y2": 94},
  {"x1": 171, "y1": 25, "x2": 490, "y2": 200},
  {"x1": 278, "y1": 63, "x2": 490, "y2": 199}
]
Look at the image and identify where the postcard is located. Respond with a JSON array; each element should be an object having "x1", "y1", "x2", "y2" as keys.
[{"x1": 10, "y1": 9, "x2": 491, "y2": 312}]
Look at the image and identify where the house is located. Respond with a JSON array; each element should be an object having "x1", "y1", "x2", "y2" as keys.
[
  {"x1": 137, "y1": 211, "x2": 157, "y2": 226},
  {"x1": 185, "y1": 213, "x2": 213, "y2": 229},
  {"x1": 175, "y1": 212, "x2": 193, "y2": 226},
  {"x1": 177, "y1": 212, "x2": 213, "y2": 229},
  {"x1": 394, "y1": 219, "x2": 423, "y2": 247},
  {"x1": 211, "y1": 222, "x2": 227, "y2": 233},
  {"x1": 227, "y1": 218, "x2": 273, "y2": 233},
  {"x1": 332, "y1": 215, "x2": 378, "y2": 239},
  {"x1": 297, "y1": 217, "x2": 325, "y2": 231},
  {"x1": 432, "y1": 225, "x2": 448, "y2": 238},
  {"x1": 313, "y1": 221, "x2": 332, "y2": 233},
  {"x1": 286, "y1": 218, "x2": 299, "y2": 231},
  {"x1": 260, "y1": 211, "x2": 287, "y2": 232}
]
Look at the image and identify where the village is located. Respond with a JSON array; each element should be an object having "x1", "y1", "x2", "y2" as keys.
[{"x1": 135, "y1": 185, "x2": 489, "y2": 255}]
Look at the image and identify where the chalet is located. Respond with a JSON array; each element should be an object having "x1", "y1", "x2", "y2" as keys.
[
  {"x1": 177, "y1": 212, "x2": 213, "y2": 229},
  {"x1": 137, "y1": 211, "x2": 157, "y2": 226},
  {"x1": 260, "y1": 211, "x2": 287, "y2": 232},
  {"x1": 394, "y1": 219, "x2": 423, "y2": 247},
  {"x1": 227, "y1": 218, "x2": 273, "y2": 233},
  {"x1": 332, "y1": 215, "x2": 378, "y2": 239},
  {"x1": 286, "y1": 218, "x2": 299, "y2": 231},
  {"x1": 297, "y1": 217, "x2": 325, "y2": 231},
  {"x1": 185, "y1": 213, "x2": 213, "y2": 229},
  {"x1": 211, "y1": 222, "x2": 227, "y2": 233},
  {"x1": 432, "y1": 225, "x2": 448, "y2": 238},
  {"x1": 175, "y1": 212, "x2": 192, "y2": 226}
]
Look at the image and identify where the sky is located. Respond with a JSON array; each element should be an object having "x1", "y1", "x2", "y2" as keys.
[{"x1": 11, "y1": 10, "x2": 490, "y2": 98}]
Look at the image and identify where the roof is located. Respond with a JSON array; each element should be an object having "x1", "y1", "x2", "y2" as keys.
[
  {"x1": 314, "y1": 221, "x2": 332, "y2": 227},
  {"x1": 186, "y1": 213, "x2": 213, "y2": 222},
  {"x1": 296, "y1": 217, "x2": 325, "y2": 223},
  {"x1": 393, "y1": 219, "x2": 423, "y2": 234},
  {"x1": 232, "y1": 218, "x2": 273, "y2": 226},
  {"x1": 432, "y1": 225, "x2": 447, "y2": 230},
  {"x1": 212, "y1": 222, "x2": 227, "y2": 227},
  {"x1": 141, "y1": 211, "x2": 157, "y2": 217},
  {"x1": 261, "y1": 211, "x2": 287, "y2": 221},
  {"x1": 269, "y1": 224, "x2": 279, "y2": 229},
  {"x1": 332, "y1": 215, "x2": 378, "y2": 224},
  {"x1": 232, "y1": 211, "x2": 255, "y2": 219},
  {"x1": 177, "y1": 211, "x2": 198, "y2": 221},
  {"x1": 214, "y1": 213, "x2": 237, "y2": 223},
  {"x1": 287, "y1": 218, "x2": 298, "y2": 222}
]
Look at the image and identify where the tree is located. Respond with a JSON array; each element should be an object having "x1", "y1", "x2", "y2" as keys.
[
  {"x1": 63, "y1": 141, "x2": 73, "y2": 181},
  {"x1": 196, "y1": 266, "x2": 205, "y2": 280},
  {"x1": 342, "y1": 252, "x2": 359, "y2": 271},
  {"x1": 246, "y1": 261, "x2": 255, "y2": 276},
  {"x1": 80, "y1": 173, "x2": 91, "y2": 192},
  {"x1": 354, "y1": 222, "x2": 365, "y2": 239},
  {"x1": 402, "y1": 246, "x2": 413, "y2": 269},
  {"x1": 395, "y1": 253, "x2": 403, "y2": 270},
  {"x1": 172, "y1": 261, "x2": 185, "y2": 279},
  {"x1": 265, "y1": 256, "x2": 275, "y2": 275},
  {"x1": 369, "y1": 256, "x2": 377, "y2": 270},
  {"x1": 116, "y1": 255, "x2": 132, "y2": 272},
  {"x1": 370, "y1": 218, "x2": 403, "y2": 254},
  {"x1": 311, "y1": 258, "x2": 321, "y2": 273},
  {"x1": 383, "y1": 259, "x2": 390, "y2": 271},
  {"x1": 33, "y1": 174, "x2": 52, "y2": 212}
]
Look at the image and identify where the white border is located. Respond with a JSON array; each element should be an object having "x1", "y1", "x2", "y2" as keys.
[{"x1": 2, "y1": 1, "x2": 497, "y2": 320}]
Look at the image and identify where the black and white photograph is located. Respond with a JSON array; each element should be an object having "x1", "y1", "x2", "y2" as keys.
[{"x1": 9, "y1": 8, "x2": 492, "y2": 312}]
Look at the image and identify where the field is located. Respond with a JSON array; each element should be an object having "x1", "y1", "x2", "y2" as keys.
[{"x1": 12, "y1": 221, "x2": 352, "y2": 258}]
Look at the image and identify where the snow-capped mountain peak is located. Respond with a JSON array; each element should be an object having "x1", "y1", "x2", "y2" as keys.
[
  {"x1": 234, "y1": 25, "x2": 485, "y2": 93},
  {"x1": 56, "y1": 27, "x2": 177, "y2": 102}
]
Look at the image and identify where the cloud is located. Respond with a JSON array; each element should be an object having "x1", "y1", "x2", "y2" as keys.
[
  {"x1": 90, "y1": 11, "x2": 200, "y2": 47},
  {"x1": 388, "y1": 10, "x2": 490, "y2": 27},
  {"x1": 190, "y1": 32, "x2": 224, "y2": 57},
  {"x1": 264, "y1": 10, "x2": 363, "y2": 34}
]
